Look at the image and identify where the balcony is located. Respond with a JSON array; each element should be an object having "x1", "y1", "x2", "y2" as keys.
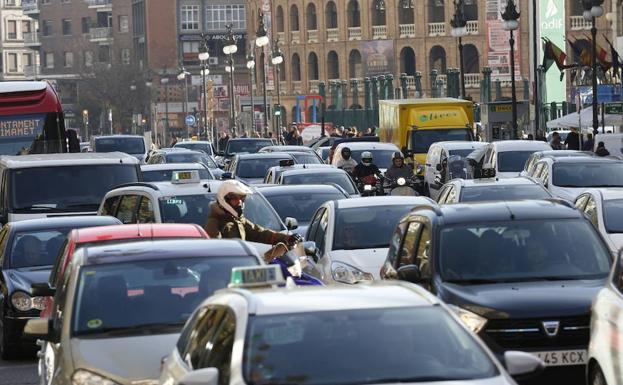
[
  {"x1": 436, "y1": 74, "x2": 447, "y2": 88},
  {"x1": 89, "y1": 27, "x2": 113, "y2": 42},
  {"x1": 372, "y1": 25, "x2": 387, "y2": 39},
  {"x1": 428, "y1": 22, "x2": 446, "y2": 36},
  {"x1": 464, "y1": 73, "x2": 481, "y2": 88},
  {"x1": 308, "y1": 29, "x2": 318, "y2": 43},
  {"x1": 405, "y1": 75, "x2": 416, "y2": 90},
  {"x1": 309, "y1": 80, "x2": 320, "y2": 93},
  {"x1": 23, "y1": 32, "x2": 41, "y2": 46},
  {"x1": 23, "y1": 65, "x2": 41, "y2": 78},
  {"x1": 327, "y1": 28, "x2": 338, "y2": 42},
  {"x1": 399, "y1": 24, "x2": 416, "y2": 38},
  {"x1": 570, "y1": 15, "x2": 591, "y2": 30},
  {"x1": 86, "y1": 0, "x2": 112, "y2": 11},
  {"x1": 22, "y1": 0, "x2": 39, "y2": 15},
  {"x1": 466, "y1": 20, "x2": 478, "y2": 34},
  {"x1": 276, "y1": 31, "x2": 285, "y2": 42},
  {"x1": 348, "y1": 27, "x2": 362, "y2": 41},
  {"x1": 292, "y1": 81, "x2": 302, "y2": 93},
  {"x1": 291, "y1": 30, "x2": 300, "y2": 44}
]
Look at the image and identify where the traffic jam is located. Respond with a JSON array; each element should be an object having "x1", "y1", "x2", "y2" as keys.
[{"x1": 0, "y1": 81, "x2": 622, "y2": 385}]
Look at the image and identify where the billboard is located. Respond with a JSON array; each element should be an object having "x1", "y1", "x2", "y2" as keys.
[
  {"x1": 539, "y1": 0, "x2": 566, "y2": 103},
  {"x1": 260, "y1": 0, "x2": 275, "y2": 91},
  {"x1": 361, "y1": 40, "x2": 395, "y2": 77},
  {"x1": 486, "y1": 0, "x2": 521, "y2": 81}
]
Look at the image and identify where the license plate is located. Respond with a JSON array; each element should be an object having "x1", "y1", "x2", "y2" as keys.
[{"x1": 531, "y1": 349, "x2": 587, "y2": 367}]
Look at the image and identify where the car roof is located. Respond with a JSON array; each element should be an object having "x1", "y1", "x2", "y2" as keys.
[
  {"x1": 93, "y1": 135, "x2": 144, "y2": 139},
  {"x1": 256, "y1": 184, "x2": 346, "y2": 196},
  {"x1": 140, "y1": 163, "x2": 207, "y2": 171},
  {"x1": 237, "y1": 152, "x2": 295, "y2": 160},
  {"x1": 281, "y1": 167, "x2": 348, "y2": 176},
  {"x1": 456, "y1": 177, "x2": 540, "y2": 187},
  {"x1": 549, "y1": 156, "x2": 623, "y2": 164},
  {"x1": 415, "y1": 200, "x2": 581, "y2": 225},
  {"x1": 334, "y1": 142, "x2": 399, "y2": 151},
  {"x1": 229, "y1": 138, "x2": 273, "y2": 142},
  {"x1": 334, "y1": 196, "x2": 434, "y2": 209},
  {"x1": 165, "y1": 150, "x2": 205, "y2": 156},
  {"x1": 8, "y1": 216, "x2": 121, "y2": 232},
  {"x1": 534, "y1": 150, "x2": 594, "y2": 158},
  {"x1": 176, "y1": 140, "x2": 212, "y2": 144},
  {"x1": 110, "y1": 179, "x2": 220, "y2": 197},
  {"x1": 586, "y1": 188, "x2": 623, "y2": 201},
  {"x1": 260, "y1": 145, "x2": 314, "y2": 152},
  {"x1": 268, "y1": 164, "x2": 332, "y2": 172},
  {"x1": 491, "y1": 140, "x2": 552, "y2": 151},
  {"x1": 0, "y1": 152, "x2": 139, "y2": 168},
  {"x1": 226, "y1": 282, "x2": 439, "y2": 315},
  {"x1": 78, "y1": 239, "x2": 258, "y2": 266},
  {"x1": 0, "y1": 81, "x2": 47, "y2": 93},
  {"x1": 430, "y1": 141, "x2": 488, "y2": 150},
  {"x1": 71, "y1": 223, "x2": 208, "y2": 244}
]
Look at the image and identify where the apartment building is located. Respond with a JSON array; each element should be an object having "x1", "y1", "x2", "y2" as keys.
[{"x1": 1, "y1": 0, "x2": 38, "y2": 80}]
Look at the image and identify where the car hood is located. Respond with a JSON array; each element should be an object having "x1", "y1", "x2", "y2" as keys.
[
  {"x1": 330, "y1": 248, "x2": 389, "y2": 279},
  {"x1": 496, "y1": 171, "x2": 521, "y2": 179},
  {"x1": 440, "y1": 279, "x2": 605, "y2": 319},
  {"x1": 364, "y1": 376, "x2": 510, "y2": 385},
  {"x1": 240, "y1": 177, "x2": 265, "y2": 184},
  {"x1": 72, "y1": 333, "x2": 179, "y2": 383},
  {"x1": 550, "y1": 186, "x2": 586, "y2": 201},
  {"x1": 5, "y1": 267, "x2": 51, "y2": 292}
]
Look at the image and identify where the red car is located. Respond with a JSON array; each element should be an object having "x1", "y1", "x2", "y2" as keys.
[{"x1": 36, "y1": 223, "x2": 208, "y2": 318}]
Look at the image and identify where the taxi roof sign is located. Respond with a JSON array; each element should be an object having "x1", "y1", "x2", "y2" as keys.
[
  {"x1": 229, "y1": 265, "x2": 285, "y2": 288},
  {"x1": 171, "y1": 170, "x2": 201, "y2": 184}
]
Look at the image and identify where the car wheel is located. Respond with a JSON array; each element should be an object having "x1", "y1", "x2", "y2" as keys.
[
  {"x1": 0, "y1": 317, "x2": 18, "y2": 360},
  {"x1": 590, "y1": 364, "x2": 608, "y2": 385}
]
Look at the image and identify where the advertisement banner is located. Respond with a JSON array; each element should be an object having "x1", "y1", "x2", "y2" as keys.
[
  {"x1": 361, "y1": 40, "x2": 395, "y2": 76},
  {"x1": 486, "y1": 0, "x2": 521, "y2": 81},
  {"x1": 260, "y1": 0, "x2": 275, "y2": 91},
  {"x1": 539, "y1": 0, "x2": 566, "y2": 103}
]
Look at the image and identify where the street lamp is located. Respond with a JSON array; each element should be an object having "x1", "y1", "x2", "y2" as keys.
[
  {"x1": 198, "y1": 38, "x2": 211, "y2": 143},
  {"x1": 247, "y1": 51, "x2": 256, "y2": 134},
  {"x1": 223, "y1": 24, "x2": 238, "y2": 136},
  {"x1": 583, "y1": 0, "x2": 604, "y2": 135},
  {"x1": 271, "y1": 39, "x2": 284, "y2": 132},
  {"x1": 451, "y1": 0, "x2": 468, "y2": 99},
  {"x1": 256, "y1": 12, "x2": 270, "y2": 137},
  {"x1": 177, "y1": 67, "x2": 191, "y2": 139},
  {"x1": 82, "y1": 109, "x2": 89, "y2": 141},
  {"x1": 501, "y1": 0, "x2": 520, "y2": 140},
  {"x1": 160, "y1": 69, "x2": 170, "y2": 146}
]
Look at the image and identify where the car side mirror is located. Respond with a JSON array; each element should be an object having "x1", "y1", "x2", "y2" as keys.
[
  {"x1": 285, "y1": 217, "x2": 298, "y2": 230},
  {"x1": 397, "y1": 264, "x2": 426, "y2": 284},
  {"x1": 31, "y1": 282, "x2": 55, "y2": 297},
  {"x1": 23, "y1": 318, "x2": 54, "y2": 341},
  {"x1": 221, "y1": 172, "x2": 233, "y2": 180},
  {"x1": 217, "y1": 150, "x2": 225, "y2": 156},
  {"x1": 302, "y1": 241, "x2": 320, "y2": 262},
  {"x1": 435, "y1": 164, "x2": 442, "y2": 172},
  {"x1": 481, "y1": 163, "x2": 496, "y2": 178},
  {"x1": 179, "y1": 367, "x2": 219, "y2": 385},
  {"x1": 504, "y1": 351, "x2": 545, "y2": 379}
]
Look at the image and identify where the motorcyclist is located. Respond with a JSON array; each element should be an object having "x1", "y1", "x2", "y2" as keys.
[
  {"x1": 353, "y1": 151, "x2": 383, "y2": 185},
  {"x1": 384, "y1": 151, "x2": 413, "y2": 180},
  {"x1": 336, "y1": 147, "x2": 357, "y2": 174},
  {"x1": 205, "y1": 180, "x2": 300, "y2": 245}
]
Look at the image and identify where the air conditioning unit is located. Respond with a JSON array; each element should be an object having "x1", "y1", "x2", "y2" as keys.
[{"x1": 208, "y1": 57, "x2": 218, "y2": 65}]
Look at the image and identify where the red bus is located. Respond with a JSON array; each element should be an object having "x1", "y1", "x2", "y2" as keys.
[{"x1": 0, "y1": 81, "x2": 78, "y2": 155}]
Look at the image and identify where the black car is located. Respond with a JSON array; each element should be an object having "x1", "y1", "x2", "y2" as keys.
[
  {"x1": 146, "y1": 149, "x2": 223, "y2": 179},
  {"x1": 380, "y1": 200, "x2": 612, "y2": 381},
  {"x1": 279, "y1": 168, "x2": 359, "y2": 197},
  {"x1": 227, "y1": 152, "x2": 297, "y2": 184},
  {"x1": 221, "y1": 138, "x2": 274, "y2": 162},
  {"x1": 0, "y1": 216, "x2": 121, "y2": 359}
]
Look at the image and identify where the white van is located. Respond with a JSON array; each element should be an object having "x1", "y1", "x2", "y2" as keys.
[
  {"x1": 0, "y1": 152, "x2": 140, "y2": 224},
  {"x1": 594, "y1": 133, "x2": 623, "y2": 158},
  {"x1": 424, "y1": 141, "x2": 487, "y2": 200},
  {"x1": 481, "y1": 140, "x2": 552, "y2": 179}
]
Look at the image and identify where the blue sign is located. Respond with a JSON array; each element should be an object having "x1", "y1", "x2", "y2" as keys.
[{"x1": 185, "y1": 115, "x2": 196, "y2": 126}]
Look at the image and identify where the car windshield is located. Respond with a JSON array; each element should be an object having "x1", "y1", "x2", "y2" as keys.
[
  {"x1": 72, "y1": 256, "x2": 258, "y2": 336},
  {"x1": 95, "y1": 137, "x2": 145, "y2": 154},
  {"x1": 243, "y1": 307, "x2": 498, "y2": 385},
  {"x1": 11, "y1": 165, "x2": 139, "y2": 212},
  {"x1": 282, "y1": 173, "x2": 357, "y2": 195},
  {"x1": 291, "y1": 153, "x2": 322, "y2": 164},
  {"x1": 349, "y1": 150, "x2": 396, "y2": 169},
  {"x1": 265, "y1": 192, "x2": 345, "y2": 223},
  {"x1": 166, "y1": 153, "x2": 216, "y2": 167},
  {"x1": 449, "y1": 149, "x2": 476, "y2": 158},
  {"x1": 226, "y1": 140, "x2": 273, "y2": 155},
  {"x1": 174, "y1": 142, "x2": 213, "y2": 155},
  {"x1": 439, "y1": 219, "x2": 611, "y2": 283},
  {"x1": 158, "y1": 193, "x2": 283, "y2": 230},
  {"x1": 497, "y1": 151, "x2": 537, "y2": 173},
  {"x1": 237, "y1": 158, "x2": 292, "y2": 178},
  {"x1": 142, "y1": 168, "x2": 212, "y2": 182},
  {"x1": 603, "y1": 199, "x2": 623, "y2": 233},
  {"x1": 553, "y1": 163, "x2": 623, "y2": 187},
  {"x1": 411, "y1": 129, "x2": 473, "y2": 154},
  {"x1": 10, "y1": 229, "x2": 71, "y2": 268},
  {"x1": 460, "y1": 185, "x2": 551, "y2": 202},
  {"x1": 333, "y1": 205, "x2": 414, "y2": 250}
]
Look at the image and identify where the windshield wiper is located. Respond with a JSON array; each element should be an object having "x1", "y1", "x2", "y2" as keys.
[
  {"x1": 63, "y1": 203, "x2": 100, "y2": 210},
  {"x1": 76, "y1": 322, "x2": 183, "y2": 336},
  {"x1": 13, "y1": 204, "x2": 62, "y2": 212}
]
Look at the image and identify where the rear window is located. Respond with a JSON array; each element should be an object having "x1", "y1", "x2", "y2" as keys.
[
  {"x1": 10, "y1": 229, "x2": 71, "y2": 268},
  {"x1": 226, "y1": 140, "x2": 273, "y2": 155},
  {"x1": 282, "y1": 173, "x2": 357, "y2": 195},
  {"x1": 237, "y1": 158, "x2": 292, "y2": 179},
  {"x1": 95, "y1": 137, "x2": 145, "y2": 155},
  {"x1": 460, "y1": 184, "x2": 551, "y2": 202}
]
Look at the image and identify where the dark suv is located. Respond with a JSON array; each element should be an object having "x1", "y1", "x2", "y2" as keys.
[{"x1": 380, "y1": 200, "x2": 612, "y2": 380}]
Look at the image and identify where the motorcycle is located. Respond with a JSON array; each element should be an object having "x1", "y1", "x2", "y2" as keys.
[
  {"x1": 384, "y1": 176, "x2": 420, "y2": 196},
  {"x1": 356, "y1": 174, "x2": 384, "y2": 196},
  {"x1": 264, "y1": 241, "x2": 323, "y2": 286}
]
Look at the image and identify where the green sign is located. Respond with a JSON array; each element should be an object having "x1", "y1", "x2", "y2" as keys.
[
  {"x1": 605, "y1": 103, "x2": 623, "y2": 114},
  {"x1": 540, "y1": 0, "x2": 566, "y2": 104}
]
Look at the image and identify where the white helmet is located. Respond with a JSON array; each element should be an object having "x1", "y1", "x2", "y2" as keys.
[
  {"x1": 361, "y1": 151, "x2": 373, "y2": 166},
  {"x1": 216, "y1": 180, "x2": 253, "y2": 218}
]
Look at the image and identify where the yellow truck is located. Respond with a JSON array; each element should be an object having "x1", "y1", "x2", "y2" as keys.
[{"x1": 378, "y1": 98, "x2": 475, "y2": 172}]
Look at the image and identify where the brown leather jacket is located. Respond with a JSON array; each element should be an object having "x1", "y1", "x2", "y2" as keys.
[{"x1": 204, "y1": 202, "x2": 289, "y2": 244}]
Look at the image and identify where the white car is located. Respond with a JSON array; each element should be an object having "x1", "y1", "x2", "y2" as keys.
[
  {"x1": 140, "y1": 163, "x2": 215, "y2": 182},
  {"x1": 587, "y1": 250, "x2": 623, "y2": 385},
  {"x1": 331, "y1": 141, "x2": 401, "y2": 173},
  {"x1": 160, "y1": 265, "x2": 544, "y2": 385},
  {"x1": 520, "y1": 150, "x2": 594, "y2": 178},
  {"x1": 480, "y1": 140, "x2": 552, "y2": 179},
  {"x1": 531, "y1": 157, "x2": 623, "y2": 202},
  {"x1": 305, "y1": 196, "x2": 434, "y2": 284},
  {"x1": 575, "y1": 188, "x2": 623, "y2": 255}
]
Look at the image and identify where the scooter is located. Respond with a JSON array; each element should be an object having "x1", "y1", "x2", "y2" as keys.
[
  {"x1": 357, "y1": 175, "x2": 384, "y2": 196},
  {"x1": 384, "y1": 176, "x2": 420, "y2": 196},
  {"x1": 264, "y1": 241, "x2": 323, "y2": 286}
]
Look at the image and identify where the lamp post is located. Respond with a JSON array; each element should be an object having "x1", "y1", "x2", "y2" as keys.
[
  {"x1": 223, "y1": 24, "x2": 238, "y2": 136},
  {"x1": 198, "y1": 38, "x2": 210, "y2": 142},
  {"x1": 255, "y1": 12, "x2": 270, "y2": 137},
  {"x1": 160, "y1": 70, "x2": 169, "y2": 146},
  {"x1": 177, "y1": 66, "x2": 191, "y2": 139},
  {"x1": 82, "y1": 109, "x2": 89, "y2": 141},
  {"x1": 501, "y1": 0, "x2": 520, "y2": 139},
  {"x1": 130, "y1": 84, "x2": 138, "y2": 134},
  {"x1": 583, "y1": 0, "x2": 604, "y2": 135},
  {"x1": 451, "y1": 0, "x2": 468, "y2": 99},
  {"x1": 246, "y1": 51, "x2": 256, "y2": 134},
  {"x1": 271, "y1": 39, "x2": 284, "y2": 132}
]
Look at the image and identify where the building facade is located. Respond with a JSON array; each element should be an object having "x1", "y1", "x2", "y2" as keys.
[{"x1": 1, "y1": 0, "x2": 37, "y2": 80}]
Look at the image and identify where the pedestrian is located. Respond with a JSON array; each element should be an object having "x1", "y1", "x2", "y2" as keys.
[
  {"x1": 550, "y1": 132, "x2": 564, "y2": 150},
  {"x1": 595, "y1": 141, "x2": 610, "y2": 157},
  {"x1": 565, "y1": 127, "x2": 580, "y2": 150},
  {"x1": 170, "y1": 134, "x2": 178, "y2": 147},
  {"x1": 240, "y1": 130, "x2": 248, "y2": 138},
  {"x1": 217, "y1": 131, "x2": 230, "y2": 152},
  {"x1": 285, "y1": 124, "x2": 298, "y2": 145},
  {"x1": 331, "y1": 127, "x2": 342, "y2": 138},
  {"x1": 582, "y1": 133, "x2": 594, "y2": 152},
  {"x1": 527, "y1": 134, "x2": 534, "y2": 140},
  {"x1": 293, "y1": 127, "x2": 303, "y2": 145}
]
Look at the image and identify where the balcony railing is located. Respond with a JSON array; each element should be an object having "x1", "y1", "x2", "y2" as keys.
[
  {"x1": 327, "y1": 28, "x2": 338, "y2": 42},
  {"x1": 90, "y1": 27, "x2": 112, "y2": 41},
  {"x1": 307, "y1": 29, "x2": 318, "y2": 43},
  {"x1": 86, "y1": 0, "x2": 112, "y2": 9},
  {"x1": 405, "y1": 76, "x2": 415, "y2": 90},
  {"x1": 464, "y1": 73, "x2": 481, "y2": 88},
  {"x1": 23, "y1": 32, "x2": 40, "y2": 45},
  {"x1": 348, "y1": 27, "x2": 362, "y2": 41},
  {"x1": 399, "y1": 24, "x2": 416, "y2": 38},
  {"x1": 466, "y1": 20, "x2": 478, "y2": 34},
  {"x1": 436, "y1": 74, "x2": 447, "y2": 88},
  {"x1": 276, "y1": 31, "x2": 285, "y2": 42},
  {"x1": 372, "y1": 25, "x2": 387, "y2": 39},
  {"x1": 309, "y1": 80, "x2": 320, "y2": 93},
  {"x1": 22, "y1": 0, "x2": 39, "y2": 13},
  {"x1": 292, "y1": 81, "x2": 302, "y2": 93},
  {"x1": 23, "y1": 65, "x2": 40, "y2": 78},
  {"x1": 291, "y1": 30, "x2": 300, "y2": 44},
  {"x1": 570, "y1": 15, "x2": 591, "y2": 30},
  {"x1": 428, "y1": 22, "x2": 446, "y2": 36}
]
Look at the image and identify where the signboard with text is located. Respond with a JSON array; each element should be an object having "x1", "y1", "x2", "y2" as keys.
[
  {"x1": 540, "y1": 0, "x2": 566, "y2": 103},
  {"x1": 361, "y1": 40, "x2": 395, "y2": 76},
  {"x1": 486, "y1": 0, "x2": 521, "y2": 81},
  {"x1": 0, "y1": 114, "x2": 45, "y2": 138}
]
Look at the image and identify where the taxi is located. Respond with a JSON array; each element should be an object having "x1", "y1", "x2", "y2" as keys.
[{"x1": 160, "y1": 265, "x2": 544, "y2": 385}]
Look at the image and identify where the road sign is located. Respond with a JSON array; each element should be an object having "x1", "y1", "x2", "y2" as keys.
[
  {"x1": 605, "y1": 103, "x2": 623, "y2": 115},
  {"x1": 185, "y1": 115, "x2": 196, "y2": 126}
]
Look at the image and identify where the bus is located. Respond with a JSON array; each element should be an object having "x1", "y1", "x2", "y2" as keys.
[{"x1": 0, "y1": 81, "x2": 78, "y2": 155}]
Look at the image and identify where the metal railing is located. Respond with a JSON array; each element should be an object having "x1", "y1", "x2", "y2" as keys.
[
  {"x1": 327, "y1": 28, "x2": 338, "y2": 42},
  {"x1": 466, "y1": 20, "x2": 478, "y2": 34},
  {"x1": 89, "y1": 27, "x2": 112, "y2": 40},
  {"x1": 428, "y1": 22, "x2": 446, "y2": 36},
  {"x1": 85, "y1": 0, "x2": 112, "y2": 7},
  {"x1": 22, "y1": 0, "x2": 39, "y2": 12},
  {"x1": 23, "y1": 32, "x2": 40, "y2": 45},
  {"x1": 399, "y1": 24, "x2": 416, "y2": 38},
  {"x1": 464, "y1": 73, "x2": 481, "y2": 88},
  {"x1": 570, "y1": 15, "x2": 591, "y2": 30},
  {"x1": 372, "y1": 25, "x2": 387, "y2": 39},
  {"x1": 23, "y1": 65, "x2": 40, "y2": 78},
  {"x1": 348, "y1": 27, "x2": 362, "y2": 40}
]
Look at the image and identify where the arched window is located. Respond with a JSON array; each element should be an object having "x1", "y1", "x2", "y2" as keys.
[
  {"x1": 306, "y1": 3, "x2": 317, "y2": 30},
  {"x1": 465, "y1": 1, "x2": 478, "y2": 21},
  {"x1": 276, "y1": 6, "x2": 285, "y2": 33},
  {"x1": 371, "y1": 0, "x2": 386, "y2": 26},
  {"x1": 292, "y1": 53, "x2": 301, "y2": 81},
  {"x1": 399, "y1": 47, "x2": 416, "y2": 76},
  {"x1": 463, "y1": 44, "x2": 480, "y2": 74},
  {"x1": 290, "y1": 5, "x2": 299, "y2": 31},
  {"x1": 398, "y1": 1, "x2": 414, "y2": 24},
  {"x1": 347, "y1": 0, "x2": 361, "y2": 28},
  {"x1": 325, "y1": 1, "x2": 338, "y2": 29},
  {"x1": 308, "y1": 52, "x2": 319, "y2": 80},
  {"x1": 327, "y1": 51, "x2": 339, "y2": 79},
  {"x1": 348, "y1": 49, "x2": 362, "y2": 79},
  {"x1": 427, "y1": 0, "x2": 444, "y2": 23},
  {"x1": 279, "y1": 61, "x2": 286, "y2": 81},
  {"x1": 429, "y1": 46, "x2": 446, "y2": 73}
]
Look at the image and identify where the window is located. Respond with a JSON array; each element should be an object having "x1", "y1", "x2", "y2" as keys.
[
  {"x1": 62, "y1": 19, "x2": 71, "y2": 35},
  {"x1": 399, "y1": 221, "x2": 421, "y2": 267},
  {"x1": 45, "y1": 52, "x2": 54, "y2": 68},
  {"x1": 116, "y1": 195, "x2": 140, "y2": 224},
  {"x1": 585, "y1": 197, "x2": 599, "y2": 228},
  {"x1": 4, "y1": 0, "x2": 17, "y2": 6},
  {"x1": 101, "y1": 196, "x2": 120, "y2": 216},
  {"x1": 205, "y1": 5, "x2": 245, "y2": 31},
  {"x1": 7, "y1": 20, "x2": 17, "y2": 39},
  {"x1": 118, "y1": 15, "x2": 129, "y2": 33},
  {"x1": 182, "y1": 41, "x2": 200, "y2": 54},
  {"x1": 193, "y1": 306, "x2": 235, "y2": 385},
  {"x1": 186, "y1": 307, "x2": 220, "y2": 367},
  {"x1": 98, "y1": 45, "x2": 110, "y2": 63},
  {"x1": 181, "y1": 5, "x2": 200, "y2": 30},
  {"x1": 415, "y1": 221, "x2": 432, "y2": 278},
  {"x1": 63, "y1": 51, "x2": 73, "y2": 67},
  {"x1": 313, "y1": 209, "x2": 329, "y2": 251},
  {"x1": 22, "y1": 53, "x2": 32, "y2": 67},
  {"x1": 137, "y1": 197, "x2": 155, "y2": 223},
  {"x1": 22, "y1": 21, "x2": 31, "y2": 34},
  {"x1": 81, "y1": 17, "x2": 91, "y2": 34},
  {"x1": 42, "y1": 20, "x2": 52, "y2": 36},
  {"x1": 177, "y1": 307, "x2": 208, "y2": 356},
  {"x1": 615, "y1": 254, "x2": 623, "y2": 294},
  {"x1": 7, "y1": 53, "x2": 18, "y2": 72},
  {"x1": 121, "y1": 48, "x2": 130, "y2": 65},
  {"x1": 384, "y1": 222, "x2": 406, "y2": 277},
  {"x1": 445, "y1": 186, "x2": 457, "y2": 203}
]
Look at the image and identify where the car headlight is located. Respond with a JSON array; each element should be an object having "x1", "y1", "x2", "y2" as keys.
[
  {"x1": 331, "y1": 261, "x2": 374, "y2": 284},
  {"x1": 397, "y1": 177, "x2": 406, "y2": 186},
  {"x1": 449, "y1": 305, "x2": 487, "y2": 333},
  {"x1": 10, "y1": 291, "x2": 45, "y2": 311},
  {"x1": 364, "y1": 184, "x2": 373, "y2": 191},
  {"x1": 72, "y1": 369, "x2": 120, "y2": 385}
]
